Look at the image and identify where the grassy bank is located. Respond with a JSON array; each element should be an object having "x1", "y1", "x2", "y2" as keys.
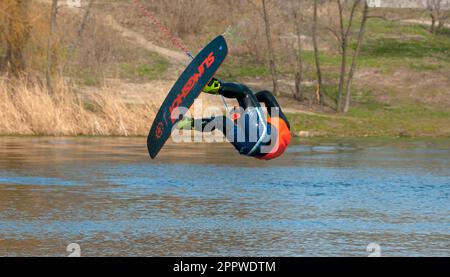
[
  {"x1": 1, "y1": 79, "x2": 448, "y2": 138},
  {"x1": 288, "y1": 105, "x2": 450, "y2": 138},
  {"x1": 0, "y1": 75, "x2": 449, "y2": 137}
]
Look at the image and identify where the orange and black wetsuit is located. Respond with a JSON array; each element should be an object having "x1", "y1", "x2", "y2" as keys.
[{"x1": 193, "y1": 80, "x2": 291, "y2": 160}]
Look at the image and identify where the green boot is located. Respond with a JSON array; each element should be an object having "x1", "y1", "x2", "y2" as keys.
[
  {"x1": 203, "y1": 78, "x2": 221, "y2": 94},
  {"x1": 177, "y1": 117, "x2": 194, "y2": 130}
]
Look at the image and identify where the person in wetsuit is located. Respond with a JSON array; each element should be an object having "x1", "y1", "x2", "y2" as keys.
[{"x1": 178, "y1": 78, "x2": 291, "y2": 160}]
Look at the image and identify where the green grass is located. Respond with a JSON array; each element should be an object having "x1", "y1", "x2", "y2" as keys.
[
  {"x1": 119, "y1": 62, "x2": 167, "y2": 81},
  {"x1": 67, "y1": 46, "x2": 170, "y2": 85},
  {"x1": 365, "y1": 18, "x2": 429, "y2": 37},
  {"x1": 219, "y1": 55, "x2": 271, "y2": 80},
  {"x1": 219, "y1": 19, "x2": 450, "y2": 82},
  {"x1": 117, "y1": 50, "x2": 169, "y2": 81},
  {"x1": 357, "y1": 19, "x2": 450, "y2": 72},
  {"x1": 298, "y1": 19, "x2": 450, "y2": 75},
  {"x1": 301, "y1": 51, "x2": 341, "y2": 67},
  {"x1": 82, "y1": 77, "x2": 99, "y2": 87},
  {"x1": 296, "y1": 49, "x2": 450, "y2": 77},
  {"x1": 219, "y1": 52, "x2": 306, "y2": 80},
  {"x1": 220, "y1": 64, "x2": 270, "y2": 80},
  {"x1": 361, "y1": 37, "x2": 450, "y2": 59},
  {"x1": 288, "y1": 103, "x2": 450, "y2": 137}
]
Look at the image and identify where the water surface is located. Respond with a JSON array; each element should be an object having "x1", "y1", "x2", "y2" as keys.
[{"x1": 0, "y1": 137, "x2": 449, "y2": 256}]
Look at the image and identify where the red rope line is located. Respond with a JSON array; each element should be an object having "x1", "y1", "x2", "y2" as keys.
[
  {"x1": 132, "y1": 0, "x2": 228, "y2": 109},
  {"x1": 132, "y1": 0, "x2": 190, "y2": 55}
]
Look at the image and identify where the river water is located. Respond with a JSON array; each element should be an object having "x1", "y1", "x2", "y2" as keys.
[{"x1": 0, "y1": 137, "x2": 448, "y2": 256}]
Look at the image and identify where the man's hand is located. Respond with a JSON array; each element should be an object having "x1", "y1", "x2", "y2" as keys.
[
  {"x1": 177, "y1": 117, "x2": 194, "y2": 130},
  {"x1": 202, "y1": 78, "x2": 221, "y2": 94}
]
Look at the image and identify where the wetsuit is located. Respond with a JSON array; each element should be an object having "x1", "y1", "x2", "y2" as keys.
[{"x1": 193, "y1": 80, "x2": 291, "y2": 160}]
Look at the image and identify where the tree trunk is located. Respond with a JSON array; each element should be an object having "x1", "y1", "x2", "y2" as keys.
[
  {"x1": 312, "y1": 0, "x2": 324, "y2": 106},
  {"x1": 430, "y1": 13, "x2": 436, "y2": 33},
  {"x1": 336, "y1": 0, "x2": 360, "y2": 112},
  {"x1": 261, "y1": 0, "x2": 279, "y2": 96},
  {"x1": 336, "y1": 0, "x2": 346, "y2": 112},
  {"x1": 292, "y1": 5, "x2": 303, "y2": 101},
  {"x1": 46, "y1": 0, "x2": 58, "y2": 95},
  {"x1": 4, "y1": 0, "x2": 30, "y2": 76},
  {"x1": 343, "y1": 2, "x2": 369, "y2": 113},
  {"x1": 3, "y1": 19, "x2": 13, "y2": 71},
  {"x1": 77, "y1": 0, "x2": 95, "y2": 41},
  {"x1": 337, "y1": 45, "x2": 347, "y2": 112},
  {"x1": 437, "y1": 17, "x2": 446, "y2": 32},
  {"x1": 63, "y1": 0, "x2": 95, "y2": 74},
  {"x1": 294, "y1": 72, "x2": 302, "y2": 101}
]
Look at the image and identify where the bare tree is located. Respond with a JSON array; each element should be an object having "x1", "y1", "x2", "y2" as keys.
[
  {"x1": 75, "y1": 0, "x2": 95, "y2": 52},
  {"x1": 312, "y1": 0, "x2": 324, "y2": 106},
  {"x1": 46, "y1": 0, "x2": 58, "y2": 95},
  {"x1": 427, "y1": 0, "x2": 450, "y2": 33},
  {"x1": 334, "y1": 0, "x2": 362, "y2": 112},
  {"x1": 343, "y1": 1, "x2": 369, "y2": 113},
  {"x1": 290, "y1": 0, "x2": 305, "y2": 101},
  {"x1": 261, "y1": 0, "x2": 279, "y2": 96}
]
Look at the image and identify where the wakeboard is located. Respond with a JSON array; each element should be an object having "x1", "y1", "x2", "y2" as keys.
[{"x1": 147, "y1": 35, "x2": 228, "y2": 159}]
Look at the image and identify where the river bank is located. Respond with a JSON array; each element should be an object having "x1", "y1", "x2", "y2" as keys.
[{"x1": 1, "y1": 78, "x2": 449, "y2": 138}]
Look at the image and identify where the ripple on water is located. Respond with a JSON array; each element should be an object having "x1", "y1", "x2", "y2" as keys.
[{"x1": 0, "y1": 137, "x2": 449, "y2": 256}]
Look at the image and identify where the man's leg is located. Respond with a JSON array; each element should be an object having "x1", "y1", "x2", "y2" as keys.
[
  {"x1": 192, "y1": 116, "x2": 236, "y2": 138},
  {"x1": 219, "y1": 82, "x2": 260, "y2": 110},
  {"x1": 255, "y1": 90, "x2": 290, "y2": 129},
  {"x1": 255, "y1": 90, "x2": 281, "y2": 113}
]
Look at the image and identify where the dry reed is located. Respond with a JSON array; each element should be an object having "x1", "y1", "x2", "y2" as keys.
[{"x1": 0, "y1": 77, "x2": 155, "y2": 136}]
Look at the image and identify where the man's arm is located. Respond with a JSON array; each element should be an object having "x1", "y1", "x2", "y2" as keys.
[{"x1": 203, "y1": 78, "x2": 249, "y2": 99}]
